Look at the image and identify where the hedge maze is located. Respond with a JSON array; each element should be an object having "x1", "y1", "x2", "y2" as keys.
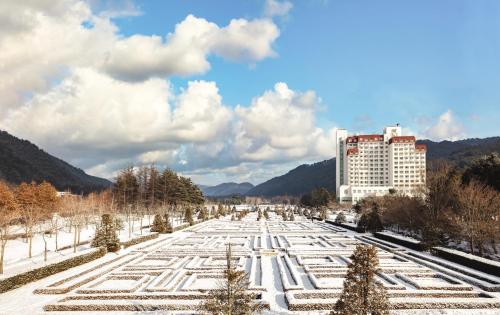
[{"x1": 35, "y1": 214, "x2": 500, "y2": 312}]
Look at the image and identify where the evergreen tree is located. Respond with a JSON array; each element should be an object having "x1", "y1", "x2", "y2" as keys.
[
  {"x1": 289, "y1": 212, "x2": 295, "y2": 221},
  {"x1": 281, "y1": 210, "x2": 288, "y2": 221},
  {"x1": 263, "y1": 210, "x2": 269, "y2": 220},
  {"x1": 91, "y1": 214, "x2": 120, "y2": 252},
  {"x1": 366, "y1": 206, "x2": 384, "y2": 233},
  {"x1": 198, "y1": 207, "x2": 208, "y2": 221},
  {"x1": 185, "y1": 206, "x2": 194, "y2": 226},
  {"x1": 151, "y1": 214, "x2": 167, "y2": 233},
  {"x1": 164, "y1": 213, "x2": 173, "y2": 233},
  {"x1": 198, "y1": 243, "x2": 263, "y2": 314},
  {"x1": 332, "y1": 244, "x2": 389, "y2": 315},
  {"x1": 217, "y1": 204, "x2": 226, "y2": 217},
  {"x1": 357, "y1": 213, "x2": 369, "y2": 232},
  {"x1": 335, "y1": 212, "x2": 347, "y2": 224},
  {"x1": 320, "y1": 208, "x2": 328, "y2": 220}
]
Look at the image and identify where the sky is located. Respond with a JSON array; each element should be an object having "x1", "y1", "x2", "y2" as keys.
[{"x1": 0, "y1": 0, "x2": 499, "y2": 186}]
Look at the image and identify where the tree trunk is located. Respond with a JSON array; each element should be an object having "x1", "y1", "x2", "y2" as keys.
[
  {"x1": 0, "y1": 241, "x2": 6, "y2": 274},
  {"x1": 42, "y1": 233, "x2": 48, "y2": 262},
  {"x1": 128, "y1": 212, "x2": 132, "y2": 239},
  {"x1": 73, "y1": 226, "x2": 78, "y2": 253},
  {"x1": 28, "y1": 229, "x2": 33, "y2": 258},
  {"x1": 469, "y1": 236, "x2": 474, "y2": 255},
  {"x1": 77, "y1": 226, "x2": 81, "y2": 245},
  {"x1": 55, "y1": 228, "x2": 58, "y2": 251}
]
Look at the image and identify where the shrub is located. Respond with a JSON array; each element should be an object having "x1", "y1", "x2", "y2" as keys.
[
  {"x1": 150, "y1": 214, "x2": 167, "y2": 233},
  {"x1": 121, "y1": 233, "x2": 158, "y2": 249},
  {"x1": 335, "y1": 212, "x2": 346, "y2": 224},
  {"x1": 91, "y1": 214, "x2": 120, "y2": 252},
  {"x1": 164, "y1": 213, "x2": 173, "y2": 233}
]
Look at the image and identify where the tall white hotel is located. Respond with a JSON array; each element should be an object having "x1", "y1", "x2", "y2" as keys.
[{"x1": 335, "y1": 125, "x2": 426, "y2": 203}]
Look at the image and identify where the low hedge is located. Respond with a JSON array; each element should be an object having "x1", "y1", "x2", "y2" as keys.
[
  {"x1": 57, "y1": 240, "x2": 91, "y2": 252},
  {"x1": 121, "y1": 233, "x2": 159, "y2": 249},
  {"x1": 0, "y1": 247, "x2": 106, "y2": 293},
  {"x1": 431, "y1": 247, "x2": 500, "y2": 277},
  {"x1": 374, "y1": 232, "x2": 424, "y2": 251},
  {"x1": 324, "y1": 219, "x2": 365, "y2": 233}
]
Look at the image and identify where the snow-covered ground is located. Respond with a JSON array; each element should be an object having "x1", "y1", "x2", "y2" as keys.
[
  {"x1": 0, "y1": 214, "x2": 190, "y2": 279},
  {"x1": 0, "y1": 207, "x2": 499, "y2": 314}
]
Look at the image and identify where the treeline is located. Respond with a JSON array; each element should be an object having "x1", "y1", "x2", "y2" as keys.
[
  {"x1": 354, "y1": 154, "x2": 500, "y2": 258},
  {"x1": 0, "y1": 165, "x2": 206, "y2": 275},
  {"x1": 114, "y1": 165, "x2": 204, "y2": 208},
  {"x1": 300, "y1": 187, "x2": 335, "y2": 208},
  {"x1": 0, "y1": 180, "x2": 118, "y2": 274}
]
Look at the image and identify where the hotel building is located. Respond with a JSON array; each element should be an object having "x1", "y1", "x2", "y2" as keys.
[{"x1": 335, "y1": 125, "x2": 426, "y2": 203}]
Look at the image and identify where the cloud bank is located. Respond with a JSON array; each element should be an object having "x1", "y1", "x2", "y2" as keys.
[{"x1": 0, "y1": 0, "x2": 338, "y2": 184}]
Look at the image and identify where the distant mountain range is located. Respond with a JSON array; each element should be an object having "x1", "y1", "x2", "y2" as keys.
[
  {"x1": 246, "y1": 159, "x2": 336, "y2": 197},
  {"x1": 242, "y1": 137, "x2": 500, "y2": 198},
  {"x1": 417, "y1": 137, "x2": 500, "y2": 168},
  {"x1": 2, "y1": 128, "x2": 498, "y2": 198},
  {"x1": 0, "y1": 130, "x2": 112, "y2": 193},
  {"x1": 199, "y1": 182, "x2": 254, "y2": 197}
]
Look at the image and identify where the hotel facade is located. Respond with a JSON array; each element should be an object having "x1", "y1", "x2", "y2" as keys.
[{"x1": 335, "y1": 125, "x2": 426, "y2": 203}]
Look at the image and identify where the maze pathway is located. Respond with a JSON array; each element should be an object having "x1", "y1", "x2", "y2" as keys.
[{"x1": 27, "y1": 213, "x2": 500, "y2": 313}]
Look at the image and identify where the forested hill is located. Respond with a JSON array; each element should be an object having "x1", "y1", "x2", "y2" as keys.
[
  {"x1": 416, "y1": 137, "x2": 500, "y2": 168},
  {"x1": 246, "y1": 137, "x2": 500, "y2": 197},
  {"x1": 246, "y1": 159, "x2": 336, "y2": 197},
  {"x1": 200, "y1": 182, "x2": 254, "y2": 197},
  {"x1": 0, "y1": 130, "x2": 111, "y2": 193}
]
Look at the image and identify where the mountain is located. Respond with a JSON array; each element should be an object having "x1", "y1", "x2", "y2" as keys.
[
  {"x1": 246, "y1": 159, "x2": 336, "y2": 197},
  {"x1": 246, "y1": 137, "x2": 500, "y2": 197},
  {"x1": 417, "y1": 137, "x2": 500, "y2": 168},
  {"x1": 200, "y1": 182, "x2": 254, "y2": 197},
  {"x1": 0, "y1": 130, "x2": 112, "y2": 193}
]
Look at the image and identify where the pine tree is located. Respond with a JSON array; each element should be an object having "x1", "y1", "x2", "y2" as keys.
[
  {"x1": 198, "y1": 243, "x2": 263, "y2": 314},
  {"x1": 366, "y1": 206, "x2": 384, "y2": 233},
  {"x1": 263, "y1": 210, "x2": 269, "y2": 220},
  {"x1": 151, "y1": 214, "x2": 167, "y2": 233},
  {"x1": 91, "y1": 214, "x2": 120, "y2": 252},
  {"x1": 332, "y1": 244, "x2": 389, "y2": 315},
  {"x1": 320, "y1": 208, "x2": 328, "y2": 221},
  {"x1": 282, "y1": 210, "x2": 288, "y2": 221},
  {"x1": 335, "y1": 212, "x2": 347, "y2": 224},
  {"x1": 185, "y1": 207, "x2": 194, "y2": 226},
  {"x1": 289, "y1": 212, "x2": 295, "y2": 221},
  {"x1": 164, "y1": 213, "x2": 173, "y2": 233},
  {"x1": 199, "y1": 207, "x2": 208, "y2": 221}
]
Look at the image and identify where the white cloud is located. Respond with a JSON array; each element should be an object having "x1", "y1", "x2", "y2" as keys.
[
  {"x1": 263, "y1": 0, "x2": 293, "y2": 18},
  {"x1": 0, "y1": 0, "x2": 337, "y2": 185},
  {"x1": 234, "y1": 82, "x2": 336, "y2": 162},
  {"x1": 0, "y1": 1, "x2": 281, "y2": 113},
  {"x1": 424, "y1": 110, "x2": 466, "y2": 141},
  {"x1": 102, "y1": 15, "x2": 279, "y2": 81}
]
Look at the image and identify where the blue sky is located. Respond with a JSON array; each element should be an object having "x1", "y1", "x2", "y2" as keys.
[
  {"x1": 112, "y1": 0, "x2": 500, "y2": 138},
  {"x1": 1, "y1": 0, "x2": 499, "y2": 185}
]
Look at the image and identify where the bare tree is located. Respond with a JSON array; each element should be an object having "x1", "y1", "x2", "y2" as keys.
[
  {"x1": 0, "y1": 181, "x2": 18, "y2": 274},
  {"x1": 36, "y1": 182, "x2": 59, "y2": 262},
  {"x1": 457, "y1": 180, "x2": 500, "y2": 256}
]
